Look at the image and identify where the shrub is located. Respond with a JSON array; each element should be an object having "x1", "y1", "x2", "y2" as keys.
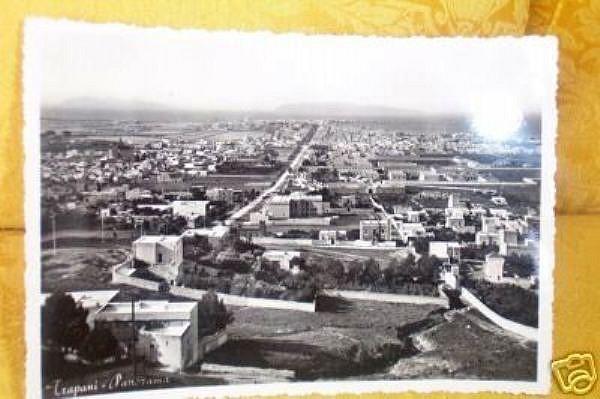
[{"x1": 79, "y1": 327, "x2": 120, "y2": 363}]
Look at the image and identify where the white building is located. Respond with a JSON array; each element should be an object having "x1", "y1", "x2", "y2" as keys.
[
  {"x1": 406, "y1": 210, "x2": 421, "y2": 223},
  {"x1": 440, "y1": 263, "x2": 460, "y2": 290},
  {"x1": 491, "y1": 196, "x2": 508, "y2": 206},
  {"x1": 319, "y1": 230, "x2": 346, "y2": 245},
  {"x1": 429, "y1": 241, "x2": 461, "y2": 261},
  {"x1": 172, "y1": 200, "x2": 210, "y2": 226},
  {"x1": 182, "y1": 225, "x2": 230, "y2": 246},
  {"x1": 387, "y1": 169, "x2": 407, "y2": 181},
  {"x1": 132, "y1": 235, "x2": 183, "y2": 267},
  {"x1": 490, "y1": 208, "x2": 510, "y2": 219},
  {"x1": 481, "y1": 216, "x2": 499, "y2": 233},
  {"x1": 262, "y1": 250, "x2": 302, "y2": 274},
  {"x1": 95, "y1": 300, "x2": 200, "y2": 371},
  {"x1": 266, "y1": 192, "x2": 326, "y2": 220},
  {"x1": 445, "y1": 209, "x2": 465, "y2": 230},
  {"x1": 483, "y1": 253, "x2": 505, "y2": 283},
  {"x1": 359, "y1": 218, "x2": 426, "y2": 243}
]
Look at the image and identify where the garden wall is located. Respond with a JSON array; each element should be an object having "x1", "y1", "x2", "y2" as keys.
[{"x1": 460, "y1": 288, "x2": 538, "y2": 341}]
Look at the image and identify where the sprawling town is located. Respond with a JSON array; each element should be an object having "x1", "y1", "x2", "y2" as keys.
[{"x1": 40, "y1": 116, "x2": 541, "y2": 397}]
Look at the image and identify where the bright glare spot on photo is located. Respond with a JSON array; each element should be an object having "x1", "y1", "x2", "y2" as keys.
[{"x1": 471, "y1": 94, "x2": 524, "y2": 141}]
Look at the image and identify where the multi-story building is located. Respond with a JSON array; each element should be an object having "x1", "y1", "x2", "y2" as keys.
[{"x1": 266, "y1": 192, "x2": 326, "y2": 220}]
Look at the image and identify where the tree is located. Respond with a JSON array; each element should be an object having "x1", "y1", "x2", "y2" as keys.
[
  {"x1": 360, "y1": 258, "x2": 381, "y2": 286},
  {"x1": 412, "y1": 237, "x2": 430, "y2": 254},
  {"x1": 183, "y1": 234, "x2": 212, "y2": 260},
  {"x1": 42, "y1": 292, "x2": 89, "y2": 351},
  {"x1": 327, "y1": 259, "x2": 345, "y2": 281},
  {"x1": 198, "y1": 291, "x2": 234, "y2": 335},
  {"x1": 79, "y1": 327, "x2": 120, "y2": 362},
  {"x1": 415, "y1": 255, "x2": 441, "y2": 283},
  {"x1": 346, "y1": 261, "x2": 363, "y2": 285},
  {"x1": 504, "y1": 253, "x2": 536, "y2": 277}
]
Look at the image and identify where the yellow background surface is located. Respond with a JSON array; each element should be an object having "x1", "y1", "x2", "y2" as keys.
[{"x1": 1, "y1": 0, "x2": 599, "y2": 398}]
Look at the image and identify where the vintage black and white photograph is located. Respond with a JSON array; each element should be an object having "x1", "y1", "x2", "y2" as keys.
[{"x1": 24, "y1": 19, "x2": 556, "y2": 399}]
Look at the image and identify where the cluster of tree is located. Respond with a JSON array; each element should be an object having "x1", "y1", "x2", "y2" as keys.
[
  {"x1": 183, "y1": 235, "x2": 213, "y2": 260},
  {"x1": 384, "y1": 254, "x2": 440, "y2": 285},
  {"x1": 133, "y1": 215, "x2": 188, "y2": 235},
  {"x1": 42, "y1": 292, "x2": 120, "y2": 363},
  {"x1": 299, "y1": 255, "x2": 441, "y2": 296},
  {"x1": 183, "y1": 235, "x2": 264, "y2": 275},
  {"x1": 178, "y1": 267, "x2": 233, "y2": 293},
  {"x1": 463, "y1": 279, "x2": 539, "y2": 327},
  {"x1": 311, "y1": 167, "x2": 338, "y2": 183},
  {"x1": 277, "y1": 229, "x2": 316, "y2": 239},
  {"x1": 217, "y1": 163, "x2": 281, "y2": 175},
  {"x1": 197, "y1": 291, "x2": 234, "y2": 336},
  {"x1": 280, "y1": 271, "x2": 319, "y2": 302},
  {"x1": 503, "y1": 253, "x2": 536, "y2": 278},
  {"x1": 460, "y1": 244, "x2": 500, "y2": 260}
]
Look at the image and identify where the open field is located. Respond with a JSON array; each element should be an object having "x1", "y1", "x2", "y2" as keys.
[
  {"x1": 207, "y1": 300, "x2": 442, "y2": 379},
  {"x1": 207, "y1": 301, "x2": 537, "y2": 382},
  {"x1": 41, "y1": 245, "x2": 197, "y2": 303},
  {"x1": 41, "y1": 247, "x2": 127, "y2": 292}
]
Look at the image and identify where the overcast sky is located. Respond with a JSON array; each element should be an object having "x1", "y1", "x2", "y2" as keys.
[{"x1": 36, "y1": 19, "x2": 553, "y2": 115}]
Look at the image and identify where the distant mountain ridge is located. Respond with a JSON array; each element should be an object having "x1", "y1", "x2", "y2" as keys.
[
  {"x1": 274, "y1": 102, "x2": 420, "y2": 118},
  {"x1": 43, "y1": 98, "x2": 422, "y2": 121}
]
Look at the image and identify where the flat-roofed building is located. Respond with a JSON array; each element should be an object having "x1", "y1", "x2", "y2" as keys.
[
  {"x1": 266, "y1": 195, "x2": 291, "y2": 219},
  {"x1": 318, "y1": 230, "x2": 339, "y2": 245},
  {"x1": 132, "y1": 235, "x2": 183, "y2": 267},
  {"x1": 388, "y1": 169, "x2": 407, "y2": 181},
  {"x1": 429, "y1": 241, "x2": 461, "y2": 261},
  {"x1": 172, "y1": 200, "x2": 210, "y2": 227},
  {"x1": 481, "y1": 216, "x2": 499, "y2": 233},
  {"x1": 266, "y1": 192, "x2": 326, "y2": 220},
  {"x1": 483, "y1": 253, "x2": 505, "y2": 283},
  {"x1": 360, "y1": 219, "x2": 389, "y2": 242},
  {"x1": 406, "y1": 210, "x2": 421, "y2": 223},
  {"x1": 95, "y1": 300, "x2": 199, "y2": 371},
  {"x1": 182, "y1": 225, "x2": 230, "y2": 246},
  {"x1": 445, "y1": 209, "x2": 465, "y2": 230},
  {"x1": 262, "y1": 250, "x2": 302, "y2": 274}
]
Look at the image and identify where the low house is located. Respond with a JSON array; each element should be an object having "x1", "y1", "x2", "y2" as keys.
[
  {"x1": 132, "y1": 235, "x2": 183, "y2": 267},
  {"x1": 445, "y1": 209, "x2": 465, "y2": 230},
  {"x1": 483, "y1": 253, "x2": 505, "y2": 283},
  {"x1": 94, "y1": 300, "x2": 200, "y2": 371},
  {"x1": 429, "y1": 241, "x2": 461, "y2": 261},
  {"x1": 266, "y1": 192, "x2": 326, "y2": 220},
  {"x1": 262, "y1": 250, "x2": 302, "y2": 274},
  {"x1": 359, "y1": 219, "x2": 388, "y2": 242},
  {"x1": 406, "y1": 210, "x2": 421, "y2": 223},
  {"x1": 318, "y1": 230, "x2": 338, "y2": 245},
  {"x1": 182, "y1": 225, "x2": 230, "y2": 246},
  {"x1": 171, "y1": 200, "x2": 210, "y2": 227}
]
